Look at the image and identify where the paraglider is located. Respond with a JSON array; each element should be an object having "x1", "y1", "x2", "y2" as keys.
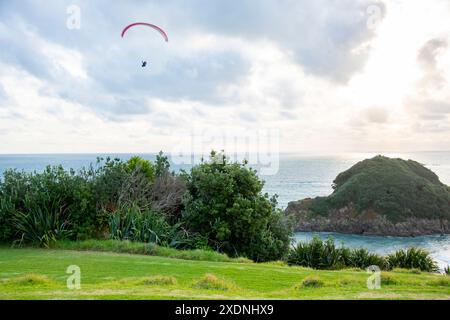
[
  {"x1": 121, "y1": 22, "x2": 168, "y2": 68},
  {"x1": 121, "y1": 22, "x2": 169, "y2": 42}
]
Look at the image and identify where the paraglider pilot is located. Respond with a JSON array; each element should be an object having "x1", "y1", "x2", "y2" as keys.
[{"x1": 141, "y1": 61, "x2": 147, "y2": 67}]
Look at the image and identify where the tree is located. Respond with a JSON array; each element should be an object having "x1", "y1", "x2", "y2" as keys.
[{"x1": 182, "y1": 151, "x2": 292, "y2": 261}]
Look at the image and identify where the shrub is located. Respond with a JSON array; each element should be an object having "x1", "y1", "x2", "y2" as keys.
[
  {"x1": 109, "y1": 204, "x2": 172, "y2": 245},
  {"x1": 287, "y1": 236, "x2": 342, "y2": 269},
  {"x1": 150, "y1": 152, "x2": 187, "y2": 224},
  {"x1": 12, "y1": 201, "x2": 72, "y2": 247},
  {"x1": 10, "y1": 274, "x2": 54, "y2": 286},
  {"x1": 387, "y1": 248, "x2": 438, "y2": 272},
  {"x1": 444, "y1": 265, "x2": 449, "y2": 275},
  {"x1": 192, "y1": 273, "x2": 237, "y2": 291},
  {"x1": 182, "y1": 151, "x2": 292, "y2": 261},
  {"x1": 288, "y1": 236, "x2": 388, "y2": 270},
  {"x1": 381, "y1": 274, "x2": 397, "y2": 285},
  {"x1": 85, "y1": 157, "x2": 128, "y2": 214},
  {"x1": 125, "y1": 156, "x2": 155, "y2": 182},
  {"x1": 299, "y1": 277, "x2": 324, "y2": 288},
  {"x1": 140, "y1": 275, "x2": 177, "y2": 286},
  {"x1": 1, "y1": 166, "x2": 96, "y2": 243},
  {"x1": 347, "y1": 248, "x2": 388, "y2": 270}
]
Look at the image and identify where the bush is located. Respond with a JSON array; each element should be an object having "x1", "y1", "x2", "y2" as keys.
[
  {"x1": 286, "y1": 237, "x2": 436, "y2": 271},
  {"x1": 192, "y1": 274, "x2": 237, "y2": 291},
  {"x1": 0, "y1": 157, "x2": 161, "y2": 243},
  {"x1": 299, "y1": 277, "x2": 324, "y2": 288},
  {"x1": 150, "y1": 152, "x2": 187, "y2": 224},
  {"x1": 182, "y1": 151, "x2": 292, "y2": 262},
  {"x1": 10, "y1": 274, "x2": 54, "y2": 286},
  {"x1": 140, "y1": 275, "x2": 177, "y2": 286},
  {"x1": 0, "y1": 166, "x2": 97, "y2": 243},
  {"x1": 12, "y1": 199, "x2": 72, "y2": 247},
  {"x1": 287, "y1": 236, "x2": 388, "y2": 270},
  {"x1": 109, "y1": 204, "x2": 172, "y2": 245},
  {"x1": 346, "y1": 248, "x2": 388, "y2": 270},
  {"x1": 125, "y1": 156, "x2": 155, "y2": 182},
  {"x1": 85, "y1": 157, "x2": 130, "y2": 214},
  {"x1": 287, "y1": 236, "x2": 342, "y2": 269},
  {"x1": 381, "y1": 274, "x2": 397, "y2": 285},
  {"x1": 387, "y1": 248, "x2": 438, "y2": 272}
]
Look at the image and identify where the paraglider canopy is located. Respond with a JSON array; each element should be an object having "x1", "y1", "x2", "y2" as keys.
[{"x1": 121, "y1": 22, "x2": 169, "y2": 42}]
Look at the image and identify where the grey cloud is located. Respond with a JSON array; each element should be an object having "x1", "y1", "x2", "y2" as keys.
[
  {"x1": 403, "y1": 38, "x2": 450, "y2": 127},
  {"x1": 0, "y1": 84, "x2": 6, "y2": 102},
  {"x1": 170, "y1": 0, "x2": 386, "y2": 82},
  {"x1": 418, "y1": 38, "x2": 448, "y2": 69},
  {"x1": 0, "y1": 0, "x2": 385, "y2": 123},
  {"x1": 406, "y1": 98, "x2": 450, "y2": 124},
  {"x1": 415, "y1": 99, "x2": 450, "y2": 116},
  {"x1": 0, "y1": 1, "x2": 252, "y2": 121},
  {"x1": 417, "y1": 38, "x2": 448, "y2": 90},
  {"x1": 363, "y1": 107, "x2": 389, "y2": 123}
]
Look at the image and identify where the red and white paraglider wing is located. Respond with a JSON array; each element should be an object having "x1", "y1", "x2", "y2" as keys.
[{"x1": 121, "y1": 22, "x2": 169, "y2": 42}]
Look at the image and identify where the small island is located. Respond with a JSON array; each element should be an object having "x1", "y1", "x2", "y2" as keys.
[{"x1": 285, "y1": 156, "x2": 450, "y2": 236}]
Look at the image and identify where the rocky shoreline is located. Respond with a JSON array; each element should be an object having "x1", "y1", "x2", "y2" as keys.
[{"x1": 285, "y1": 199, "x2": 450, "y2": 237}]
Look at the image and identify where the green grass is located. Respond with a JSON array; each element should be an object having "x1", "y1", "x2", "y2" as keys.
[
  {"x1": 0, "y1": 247, "x2": 449, "y2": 300},
  {"x1": 47, "y1": 240, "x2": 251, "y2": 263}
]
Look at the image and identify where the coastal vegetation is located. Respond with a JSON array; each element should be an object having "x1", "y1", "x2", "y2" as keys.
[
  {"x1": 0, "y1": 151, "x2": 291, "y2": 262},
  {"x1": 0, "y1": 151, "x2": 442, "y2": 285},
  {"x1": 287, "y1": 236, "x2": 438, "y2": 272},
  {"x1": 286, "y1": 156, "x2": 450, "y2": 236}
]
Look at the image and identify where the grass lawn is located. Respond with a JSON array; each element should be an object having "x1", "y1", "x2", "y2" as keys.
[{"x1": 0, "y1": 247, "x2": 449, "y2": 300}]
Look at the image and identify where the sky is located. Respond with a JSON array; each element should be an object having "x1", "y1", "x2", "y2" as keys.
[{"x1": 0, "y1": 0, "x2": 450, "y2": 155}]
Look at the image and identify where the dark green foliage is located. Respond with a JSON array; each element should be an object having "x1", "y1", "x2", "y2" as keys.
[
  {"x1": 444, "y1": 265, "x2": 449, "y2": 275},
  {"x1": 0, "y1": 166, "x2": 96, "y2": 242},
  {"x1": 109, "y1": 204, "x2": 172, "y2": 245},
  {"x1": 287, "y1": 236, "x2": 436, "y2": 271},
  {"x1": 84, "y1": 157, "x2": 129, "y2": 214},
  {"x1": 1, "y1": 151, "x2": 291, "y2": 262},
  {"x1": 154, "y1": 151, "x2": 171, "y2": 177},
  {"x1": 12, "y1": 201, "x2": 72, "y2": 247},
  {"x1": 387, "y1": 248, "x2": 438, "y2": 272},
  {"x1": 309, "y1": 156, "x2": 450, "y2": 222},
  {"x1": 182, "y1": 151, "x2": 292, "y2": 262},
  {"x1": 287, "y1": 236, "x2": 343, "y2": 269},
  {"x1": 345, "y1": 248, "x2": 388, "y2": 270}
]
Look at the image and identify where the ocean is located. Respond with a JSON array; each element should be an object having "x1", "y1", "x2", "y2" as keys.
[{"x1": 1, "y1": 152, "x2": 450, "y2": 269}]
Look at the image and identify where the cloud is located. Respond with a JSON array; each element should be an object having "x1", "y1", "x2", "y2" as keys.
[
  {"x1": 417, "y1": 37, "x2": 448, "y2": 91},
  {"x1": 408, "y1": 98, "x2": 450, "y2": 119},
  {"x1": 404, "y1": 37, "x2": 450, "y2": 129},
  {"x1": 418, "y1": 38, "x2": 448, "y2": 69},
  {"x1": 2, "y1": 0, "x2": 450, "y2": 154},
  {"x1": 171, "y1": 0, "x2": 386, "y2": 83},
  {"x1": 0, "y1": 84, "x2": 5, "y2": 102},
  {"x1": 363, "y1": 107, "x2": 389, "y2": 123}
]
